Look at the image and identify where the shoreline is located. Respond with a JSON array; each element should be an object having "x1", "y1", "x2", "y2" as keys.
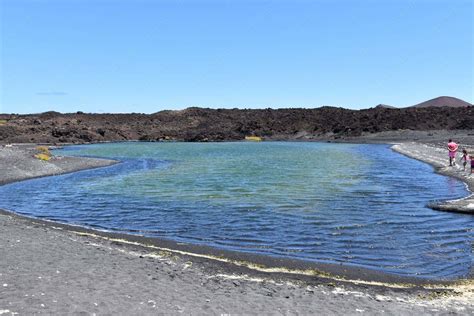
[
  {"x1": 1, "y1": 141, "x2": 473, "y2": 314},
  {"x1": 0, "y1": 144, "x2": 118, "y2": 186},
  {"x1": 0, "y1": 208, "x2": 457, "y2": 286},
  {"x1": 391, "y1": 142, "x2": 474, "y2": 214}
]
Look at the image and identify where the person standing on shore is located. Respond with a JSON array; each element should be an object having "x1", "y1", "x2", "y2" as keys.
[
  {"x1": 470, "y1": 155, "x2": 474, "y2": 175},
  {"x1": 448, "y1": 139, "x2": 458, "y2": 166},
  {"x1": 460, "y1": 149, "x2": 468, "y2": 171}
]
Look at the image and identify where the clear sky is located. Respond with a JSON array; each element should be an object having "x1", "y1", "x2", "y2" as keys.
[{"x1": 0, "y1": 0, "x2": 472, "y2": 114}]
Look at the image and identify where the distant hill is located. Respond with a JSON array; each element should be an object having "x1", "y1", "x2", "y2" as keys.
[
  {"x1": 375, "y1": 104, "x2": 397, "y2": 109},
  {"x1": 410, "y1": 96, "x2": 472, "y2": 108}
]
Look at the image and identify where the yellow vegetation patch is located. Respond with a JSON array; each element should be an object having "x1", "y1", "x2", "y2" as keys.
[
  {"x1": 34, "y1": 153, "x2": 51, "y2": 161},
  {"x1": 36, "y1": 146, "x2": 50, "y2": 153},
  {"x1": 0, "y1": 119, "x2": 7, "y2": 125},
  {"x1": 34, "y1": 146, "x2": 52, "y2": 161},
  {"x1": 245, "y1": 136, "x2": 262, "y2": 141}
]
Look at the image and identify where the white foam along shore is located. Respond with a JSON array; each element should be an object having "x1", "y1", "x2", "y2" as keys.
[
  {"x1": 392, "y1": 142, "x2": 474, "y2": 214},
  {"x1": 0, "y1": 142, "x2": 473, "y2": 314}
]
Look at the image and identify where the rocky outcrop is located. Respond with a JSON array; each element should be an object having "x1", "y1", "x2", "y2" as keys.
[{"x1": 0, "y1": 106, "x2": 472, "y2": 144}]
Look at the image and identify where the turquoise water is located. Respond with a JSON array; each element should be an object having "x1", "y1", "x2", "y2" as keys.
[{"x1": 0, "y1": 142, "x2": 472, "y2": 279}]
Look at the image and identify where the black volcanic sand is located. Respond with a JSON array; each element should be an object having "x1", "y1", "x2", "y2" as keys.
[{"x1": 0, "y1": 141, "x2": 473, "y2": 315}]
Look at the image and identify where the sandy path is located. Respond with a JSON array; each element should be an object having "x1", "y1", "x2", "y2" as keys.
[{"x1": 0, "y1": 143, "x2": 473, "y2": 315}]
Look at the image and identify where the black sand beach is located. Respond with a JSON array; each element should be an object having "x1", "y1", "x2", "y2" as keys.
[{"x1": 0, "y1": 139, "x2": 473, "y2": 315}]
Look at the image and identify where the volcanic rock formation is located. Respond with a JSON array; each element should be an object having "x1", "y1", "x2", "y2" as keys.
[{"x1": 0, "y1": 96, "x2": 472, "y2": 144}]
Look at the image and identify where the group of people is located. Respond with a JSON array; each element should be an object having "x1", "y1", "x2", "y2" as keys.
[{"x1": 448, "y1": 139, "x2": 473, "y2": 174}]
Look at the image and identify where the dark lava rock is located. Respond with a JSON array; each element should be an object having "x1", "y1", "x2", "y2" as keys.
[{"x1": 0, "y1": 106, "x2": 472, "y2": 143}]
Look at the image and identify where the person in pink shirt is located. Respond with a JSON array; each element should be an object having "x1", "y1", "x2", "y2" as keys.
[{"x1": 447, "y1": 139, "x2": 458, "y2": 166}]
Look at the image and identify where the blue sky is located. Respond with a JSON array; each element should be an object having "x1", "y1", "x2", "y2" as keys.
[{"x1": 0, "y1": 0, "x2": 472, "y2": 114}]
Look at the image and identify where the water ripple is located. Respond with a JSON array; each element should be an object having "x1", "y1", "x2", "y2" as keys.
[{"x1": 0, "y1": 142, "x2": 472, "y2": 280}]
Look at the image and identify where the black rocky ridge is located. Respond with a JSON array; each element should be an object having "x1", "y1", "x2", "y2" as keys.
[{"x1": 0, "y1": 105, "x2": 472, "y2": 143}]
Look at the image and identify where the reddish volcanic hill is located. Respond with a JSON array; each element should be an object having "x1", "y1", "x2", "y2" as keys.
[{"x1": 410, "y1": 96, "x2": 472, "y2": 108}]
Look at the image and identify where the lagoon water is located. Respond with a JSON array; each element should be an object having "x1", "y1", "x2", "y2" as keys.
[{"x1": 0, "y1": 142, "x2": 472, "y2": 279}]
